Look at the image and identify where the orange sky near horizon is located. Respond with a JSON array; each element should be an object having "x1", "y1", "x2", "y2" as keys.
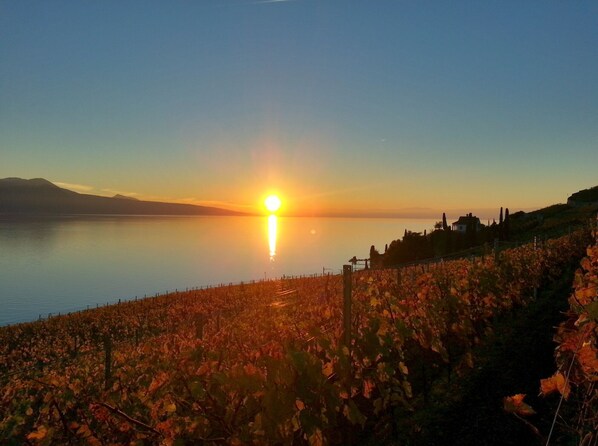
[{"x1": 39, "y1": 159, "x2": 583, "y2": 222}]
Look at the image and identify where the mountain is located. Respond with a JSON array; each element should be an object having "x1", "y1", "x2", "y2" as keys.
[
  {"x1": 113, "y1": 194, "x2": 139, "y2": 201},
  {"x1": 0, "y1": 178, "x2": 246, "y2": 216}
]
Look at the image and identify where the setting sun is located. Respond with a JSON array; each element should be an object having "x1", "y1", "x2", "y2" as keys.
[{"x1": 265, "y1": 195, "x2": 282, "y2": 213}]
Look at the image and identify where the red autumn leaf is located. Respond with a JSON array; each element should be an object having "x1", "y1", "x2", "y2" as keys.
[
  {"x1": 577, "y1": 343, "x2": 598, "y2": 375},
  {"x1": 540, "y1": 372, "x2": 570, "y2": 399}
]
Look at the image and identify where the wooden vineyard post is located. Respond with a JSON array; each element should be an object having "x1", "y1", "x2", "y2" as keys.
[
  {"x1": 343, "y1": 265, "x2": 352, "y2": 349},
  {"x1": 342, "y1": 264, "x2": 354, "y2": 446},
  {"x1": 104, "y1": 334, "x2": 112, "y2": 391}
]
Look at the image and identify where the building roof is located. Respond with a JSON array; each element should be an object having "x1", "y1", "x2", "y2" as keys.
[{"x1": 452, "y1": 215, "x2": 481, "y2": 225}]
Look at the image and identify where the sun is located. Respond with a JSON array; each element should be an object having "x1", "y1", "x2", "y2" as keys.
[{"x1": 264, "y1": 195, "x2": 281, "y2": 213}]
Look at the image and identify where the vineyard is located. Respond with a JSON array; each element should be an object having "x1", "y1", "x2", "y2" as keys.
[
  {"x1": 504, "y1": 227, "x2": 598, "y2": 445},
  {"x1": 0, "y1": 229, "x2": 593, "y2": 445}
]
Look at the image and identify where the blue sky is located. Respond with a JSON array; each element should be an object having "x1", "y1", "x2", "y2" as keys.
[{"x1": 1, "y1": 0, "x2": 597, "y2": 217}]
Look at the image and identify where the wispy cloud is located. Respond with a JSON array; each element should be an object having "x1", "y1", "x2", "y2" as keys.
[{"x1": 54, "y1": 182, "x2": 95, "y2": 193}]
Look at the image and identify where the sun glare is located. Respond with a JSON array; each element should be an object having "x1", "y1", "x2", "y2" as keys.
[{"x1": 265, "y1": 195, "x2": 281, "y2": 213}]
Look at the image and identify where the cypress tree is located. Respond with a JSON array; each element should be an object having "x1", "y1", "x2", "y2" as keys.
[
  {"x1": 504, "y1": 208, "x2": 510, "y2": 240},
  {"x1": 499, "y1": 207, "x2": 504, "y2": 240},
  {"x1": 442, "y1": 212, "x2": 448, "y2": 231},
  {"x1": 369, "y1": 245, "x2": 380, "y2": 266}
]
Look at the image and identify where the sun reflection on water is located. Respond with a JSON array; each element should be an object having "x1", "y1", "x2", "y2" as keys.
[{"x1": 268, "y1": 214, "x2": 277, "y2": 261}]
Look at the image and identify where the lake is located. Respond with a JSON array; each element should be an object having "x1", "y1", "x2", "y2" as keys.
[{"x1": 0, "y1": 216, "x2": 436, "y2": 326}]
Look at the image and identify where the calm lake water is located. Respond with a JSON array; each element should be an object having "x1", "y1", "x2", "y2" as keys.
[{"x1": 0, "y1": 216, "x2": 436, "y2": 326}]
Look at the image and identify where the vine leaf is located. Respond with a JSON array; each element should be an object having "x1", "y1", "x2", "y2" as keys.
[
  {"x1": 540, "y1": 372, "x2": 570, "y2": 399},
  {"x1": 26, "y1": 425, "x2": 48, "y2": 441},
  {"x1": 503, "y1": 394, "x2": 536, "y2": 416}
]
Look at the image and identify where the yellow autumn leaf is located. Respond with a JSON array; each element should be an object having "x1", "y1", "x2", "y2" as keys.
[
  {"x1": 322, "y1": 361, "x2": 334, "y2": 377},
  {"x1": 575, "y1": 285, "x2": 596, "y2": 305},
  {"x1": 27, "y1": 425, "x2": 47, "y2": 440},
  {"x1": 398, "y1": 361, "x2": 409, "y2": 375}
]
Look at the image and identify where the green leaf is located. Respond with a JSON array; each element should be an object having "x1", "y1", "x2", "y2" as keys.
[
  {"x1": 299, "y1": 409, "x2": 320, "y2": 435},
  {"x1": 343, "y1": 400, "x2": 366, "y2": 427},
  {"x1": 586, "y1": 301, "x2": 598, "y2": 321},
  {"x1": 190, "y1": 380, "x2": 205, "y2": 399}
]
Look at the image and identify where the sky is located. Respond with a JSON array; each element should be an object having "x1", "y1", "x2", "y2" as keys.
[{"x1": 1, "y1": 0, "x2": 597, "y2": 218}]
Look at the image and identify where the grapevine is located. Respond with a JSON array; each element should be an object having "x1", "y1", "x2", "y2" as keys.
[{"x1": 0, "y1": 230, "x2": 590, "y2": 445}]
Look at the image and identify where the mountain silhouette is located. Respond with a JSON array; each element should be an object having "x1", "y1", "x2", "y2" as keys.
[
  {"x1": 113, "y1": 194, "x2": 139, "y2": 201},
  {"x1": 0, "y1": 178, "x2": 246, "y2": 216}
]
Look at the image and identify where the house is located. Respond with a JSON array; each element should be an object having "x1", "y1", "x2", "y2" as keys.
[{"x1": 452, "y1": 213, "x2": 481, "y2": 233}]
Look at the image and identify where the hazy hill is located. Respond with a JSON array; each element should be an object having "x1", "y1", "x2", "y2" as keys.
[
  {"x1": 509, "y1": 187, "x2": 598, "y2": 239},
  {"x1": 567, "y1": 185, "x2": 598, "y2": 206},
  {"x1": 373, "y1": 184, "x2": 597, "y2": 267},
  {"x1": 0, "y1": 178, "x2": 246, "y2": 216},
  {"x1": 113, "y1": 194, "x2": 139, "y2": 201}
]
